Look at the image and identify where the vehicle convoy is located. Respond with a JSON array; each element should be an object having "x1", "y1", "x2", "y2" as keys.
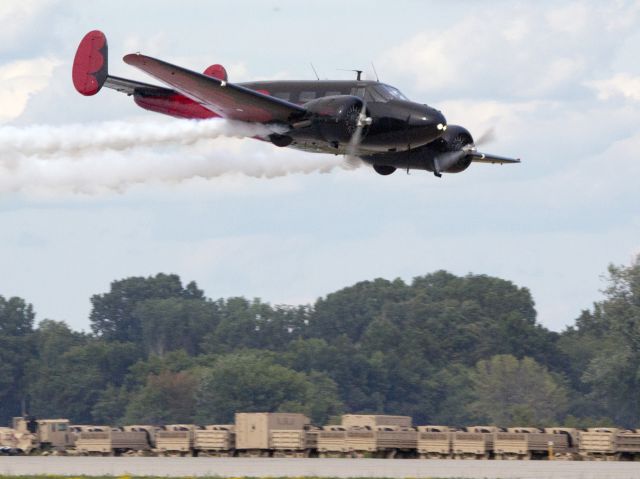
[
  {"x1": 72, "y1": 30, "x2": 520, "y2": 178},
  {"x1": 2, "y1": 412, "x2": 640, "y2": 460}
]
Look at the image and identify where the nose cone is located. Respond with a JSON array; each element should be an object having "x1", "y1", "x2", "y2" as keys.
[{"x1": 406, "y1": 106, "x2": 447, "y2": 145}]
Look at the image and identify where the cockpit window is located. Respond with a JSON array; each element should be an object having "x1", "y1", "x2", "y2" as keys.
[
  {"x1": 364, "y1": 87, "x2": 387, "y2": 103},
  {"x1": 382, "y1": 85, "x2": 408, "y2": 100},
  {"x1": 365, "y1": 84, "x2": 409, "y2": 102},
  {"x1": 350, "y1": 87, "x2": 366, "y2": 99}
]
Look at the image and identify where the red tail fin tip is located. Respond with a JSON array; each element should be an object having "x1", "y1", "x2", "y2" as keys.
[
  {"x1": 72, "y1": 30, "x2": 108, "y2": 96},
  {"x1": 203, "y1": 64, "x2": 227, "y2": 81}
]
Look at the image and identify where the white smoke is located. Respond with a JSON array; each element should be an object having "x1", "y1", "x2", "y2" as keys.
[{"x1": 0, "y1": 118, "x2": 351, "y2": 195}]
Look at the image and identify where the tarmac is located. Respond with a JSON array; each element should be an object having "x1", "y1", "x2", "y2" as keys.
[{"x1": 2, "y1": 457, "x2": 640, "y2": 479}]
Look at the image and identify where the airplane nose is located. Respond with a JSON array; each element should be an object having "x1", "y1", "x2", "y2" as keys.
[
  {"x1": 407, "y1": 106, "x2": 447, "y2": 144},
  {"x1": 429, "y1": 108, "x2": 447, "y2": 131}
]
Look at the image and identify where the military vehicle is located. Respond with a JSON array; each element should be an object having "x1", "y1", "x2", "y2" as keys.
[
  {"x1": 615, "y1": 429, "x2": 640, "y2": 460},
  {"x1": 579, "y1": 428, "x2": 619, "y2": 461},
  {"x1": 4, "y1": 412, "x2": 640, "y2": 461},
  {"x1": 235, "y1": 412, "x2": 313, "y2": 457},
  {"x1": 155, "y1": 424, "x2": 197, "y2": 456},
  {"x1": 317, "y1": 425, "x2": 349, "y2": 457},
  {"x1": 194, "y1": 425, "x2": 235, "y2": 457},
  {"x1": 493, "y1": 427, "x2": 569, "y2": 460},
  {"x1": 417, "y1": 425, "x2": 455, "y2": 459},
  {"x1": 12, "y1": 417, "x2": 74, "y2": 452},
  {"x1": 451, "y1": 426, "x2": 499, "y2": 459},
  {"x1": 341, "y1": 415, "x2": 412, "y2": 429},
  {"x1": 75, "y1": 427, "x2": 151, "y2": 456}
]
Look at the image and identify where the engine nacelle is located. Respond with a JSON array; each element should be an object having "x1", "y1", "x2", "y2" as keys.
[
  {"x1": 302, "y1": 95, "x2": 366, "y2": 144},
  {"x1": 436, "y1": 125, "x2": 474, "y2": 173}
]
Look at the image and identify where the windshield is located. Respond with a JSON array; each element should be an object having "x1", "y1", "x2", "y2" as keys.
[{"x1": 365, "y1": 84, "x2": 409, "y2": 102}]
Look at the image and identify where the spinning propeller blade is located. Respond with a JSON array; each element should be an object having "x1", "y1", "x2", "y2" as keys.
[
  {"x1": 474, "y1": 127, "x2": 496, "y2": 147},
  {"x1": 433, "y1": 150, "x2": 467, "y2": 177},
  {"x1": 344, "y1": 100, "x2": 372, "y2": 169}
]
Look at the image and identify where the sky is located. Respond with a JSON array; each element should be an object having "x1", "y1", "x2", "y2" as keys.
[{"x1": 0, "y1": 0, "x2": 639, "y2": 332}]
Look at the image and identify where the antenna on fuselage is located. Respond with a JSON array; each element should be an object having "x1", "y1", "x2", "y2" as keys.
[
  {"x1": 371, "y1": 62, "x2": 380, "y2": 82},
  {"x1": 339, "y1": 69, "x2": 364, "y2": 81},
  {"x1": 310, "y1": 63, "x2": 320, "y2": 80}
]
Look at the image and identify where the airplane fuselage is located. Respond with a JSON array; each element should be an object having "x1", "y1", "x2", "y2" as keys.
[{"x1": 240, "y1": 80, "x2": 447, "y2": 155}]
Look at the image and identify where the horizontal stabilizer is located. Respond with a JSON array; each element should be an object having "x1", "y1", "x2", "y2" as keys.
[{"x1": 104, "y1": 76, "x2": 172, "y2": 96}]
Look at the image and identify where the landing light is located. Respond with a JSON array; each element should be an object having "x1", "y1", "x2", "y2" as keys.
[{"x1": 437, "y1": 123, "x2": 446, "y2": 131}]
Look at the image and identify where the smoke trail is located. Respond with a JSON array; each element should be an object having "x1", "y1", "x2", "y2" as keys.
[
  {"x1": 0, "y1": 118, "x2": 281, "y2": 156},
  {"x1": 0, "y1": 118, "x2": 352, "y2": 195}
]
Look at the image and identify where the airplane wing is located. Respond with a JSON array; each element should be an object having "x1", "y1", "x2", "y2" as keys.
[
  {"x1": 123, "y1": 53, "x2": 307, "y2": 124},
  {"x1": 468, "y1": 151, "x2": 520, "y2": 164}
]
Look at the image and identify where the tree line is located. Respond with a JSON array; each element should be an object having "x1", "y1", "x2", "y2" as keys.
[{"x1": 1, "y1": 256, "x2": 638, "y2": 428}]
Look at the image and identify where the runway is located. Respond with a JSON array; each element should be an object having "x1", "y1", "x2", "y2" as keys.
[{"x1": 1, "y1": 457, "x2": 640, "y2": 479}]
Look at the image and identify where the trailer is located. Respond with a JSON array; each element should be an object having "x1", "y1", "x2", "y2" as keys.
[
  {"x1": 154, "y1": 425, "x2": 197, "y2": 456},
  {"x1": 493, "y1": 427, "x2": 569, "y2": 460},
  {"x1": 452, "y1": 426, "x2": 498, "y2": 459},
  {"x1": 417, "y1": 426, "x2": 454, "y2": 459},
  {"x1": 317, "y1": 425, "x2": 349, "y2": 457},
  {"x1": 344, "y1": 426, "x2": 416, "y2": 458},
  {"x1": 615, "y1": 429, "x2": 640, "y2": 460},
  {"x1": 235, "y1": 412, "x2": 311, "y2": 457},
  {"x1": 341, "y1": 415, "x2": 412, "y2": 429},
  {"x1": 75, "y1": 428, "x2": 150, "y2": 456},
  {"x1": 194, "y1": 425, "x2": 235, "y2": 456},
  {"x1": 579, "y1": 428, "x2": 619, "y2": 461}
]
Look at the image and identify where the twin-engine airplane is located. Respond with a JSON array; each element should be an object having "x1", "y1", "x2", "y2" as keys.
[{"x1": 72, "y1": 30, "x2": 520, "y2": 177}]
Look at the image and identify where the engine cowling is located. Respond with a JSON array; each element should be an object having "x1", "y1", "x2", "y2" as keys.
[
  {"x1": 436, "y1": 125, "x2": 474, "y2": 173},
  {"x1": 302, "y1": 95, "x2": 367, "y2": 144}
]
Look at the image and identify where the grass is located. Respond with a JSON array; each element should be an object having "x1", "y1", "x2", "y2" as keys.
[{"x1": 0, "y1": 476, "x2": 457, "y2": 479}]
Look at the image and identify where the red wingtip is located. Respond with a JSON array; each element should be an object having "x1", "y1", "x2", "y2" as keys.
[{"x1": 72, "y1": 30, "x2": 108, "y2": 96}]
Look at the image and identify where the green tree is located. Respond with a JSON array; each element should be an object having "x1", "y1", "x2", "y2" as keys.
[
  {"x1": 429, "y1": 363, "x2": 476, "y2": 426},
  {"x1": 194, "y1": 352, "x2": 343, "y2": 424},
  {"x1": 406, "y1": 272, "x2": 557, "y2": 368},
  {"x1": 124, "y1": 370, "x2": 197, "y2": 424},
  {"x1": 92, "y1": 384, "x2": 131, "y2": 424},
  {"x1": 308, "y1": 278, "x2": 409, "y2": 342},
  {"x1": 284, "y1": 336, "x2": 389, "y2": 414},
  {"x1": 27, "y1": 340, "x2": 142, "y2": 423},
  {"x1": 90, "y1": 274, "x2": 204, "y2": 343},
  {"x1": 135, "y1": 297, "x2": 218, "y2": 356},
  {"x1": 0, "y1": 296, "x2": 35, "y2": 423},
  {"x1": 468, "y1": 354, "x2": 569, "y2": 426},
  {"x1": 203, "y1": 298, "x2": 307, "y2": 352},
  {"x1": 126, "y1": 350, "x2": 198, "y2": 386},
  {"x1": 580, "y1": 256, "x2": 640, "y2": 427}
]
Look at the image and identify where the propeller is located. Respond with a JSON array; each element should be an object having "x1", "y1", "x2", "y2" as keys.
[
  {"x1": 432, "y1": 127, "x2": 495, "y2": 177},
  {"x1": 433, "y1": 150, "x2": 467, "y2": 177},
  {"x1": 344, "y1": 100, "x2": 372, "y2": 169},
  {"x1": 474, "y1": 127, "x2": 496, "y2": 147}
]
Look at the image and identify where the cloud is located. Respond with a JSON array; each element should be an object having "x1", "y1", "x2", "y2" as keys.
[
  {"x1": 588, "y1": 74, "x2": 640, "y2": 102},
  {"x1": 0, "y1": 57, "x2": 60, "y2": 123},
  {"x1": 378, "y1": 3, "x2": 639, "y2": 101},
  {"x1": 0, "y1": 0, "x2": 65, "y2": 59},
  {"x1": 0, "y1": 1, "x2": 56, "y2": 41}
]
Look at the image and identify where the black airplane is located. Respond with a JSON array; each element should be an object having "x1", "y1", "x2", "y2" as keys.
[{"x1": 73, "y1": 30, "x2": 520, "y2": 177}]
